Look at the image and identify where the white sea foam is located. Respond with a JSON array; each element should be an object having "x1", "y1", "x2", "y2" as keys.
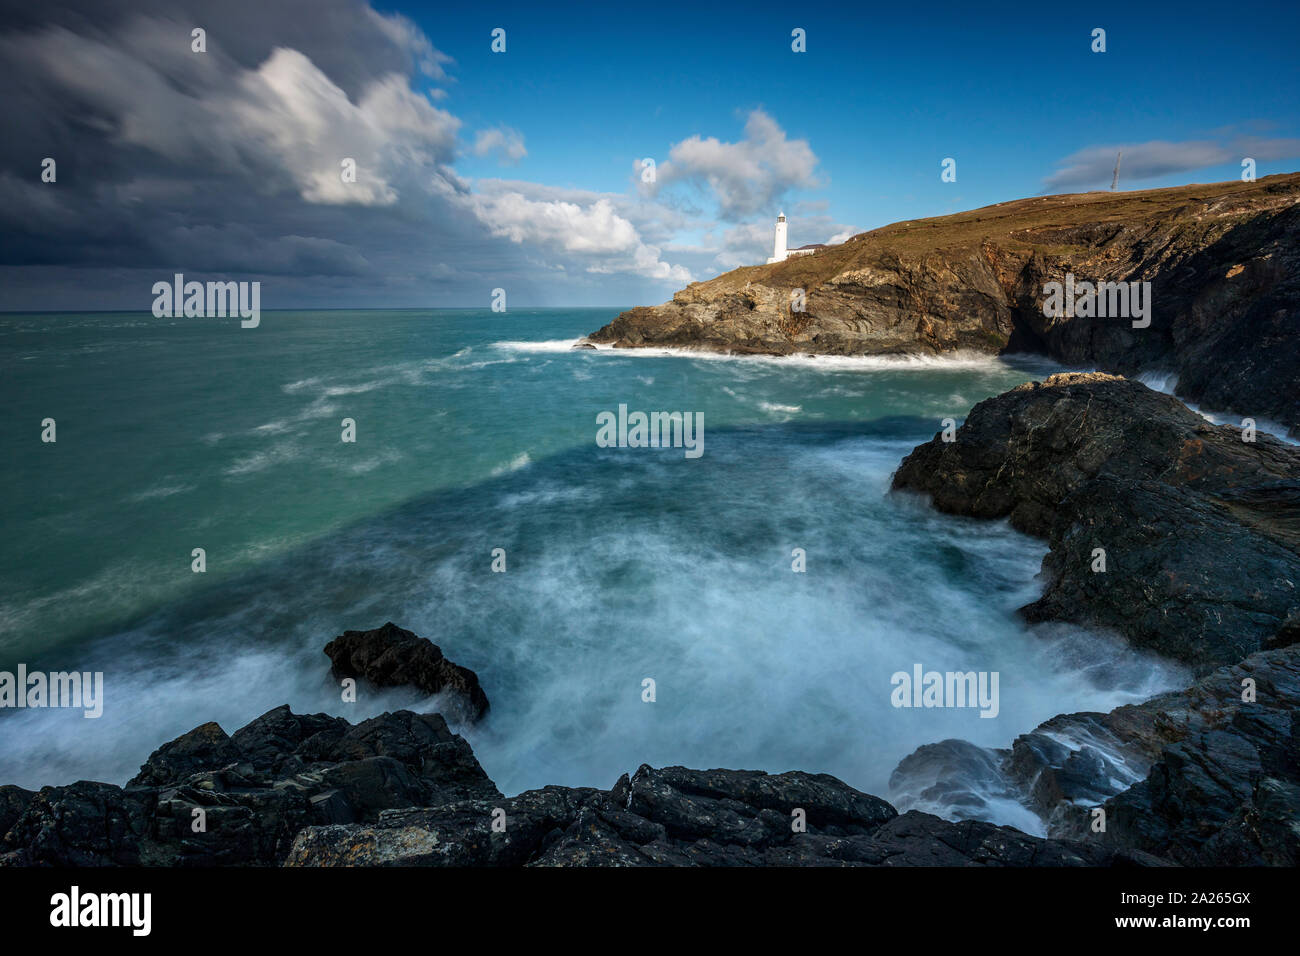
[
  {"x1": 128, "y1": 482, "x2": 196, "y2": 502},
  {"x1": 491, "y1": 452, "x2": 532, "y2": 475},
  {"x1": 494, "y1": 338, "x2": 1067, "y2": 376},
  {"x1": 224, "y1": 441, "x2": 303, "y2": 477},
  {"x1": 491, "y1": 339, "x2": 586, "y2": 353},
  {"x1": 1137, "y1": 369, "x2": 1297, "y2": 443},
  {"x1": 0, "y1": 433, "x2": 1193, "y2": 831}
]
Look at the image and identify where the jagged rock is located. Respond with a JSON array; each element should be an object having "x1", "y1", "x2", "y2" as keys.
[
  {"x1": 1, "y1": 782, "x2": 156, "y2": 867},
  {"x1": 7, "y1": 693, "x2": 1277, "y2": 867},
  {"x1": 892, "y1": 373, "x2": 1300, "y2": 670},
  {"x1": 127, "y1": 721, "x2": 247, "y2": 788},
  {"x1": 1001, "y1": 712, "x2": 1152, "y2": 831},
  {"x1": 228, "y1": 706, "x2": 349, "y2": 777},
  {"x1": 323, "y1": 622, "x2": 489, "y2": 722},
  {"x1": 0, "y1": 706, "x2": 499, "y2": 866},
  {"x1": 589, "y1": 174, "x2": 1300, "y2": 433},
  {"x1": 286, "y1": 763, "x2": 1159, "y2": 867}
]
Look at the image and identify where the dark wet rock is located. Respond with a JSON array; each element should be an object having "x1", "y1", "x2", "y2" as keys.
[
  {"x1": 0, "y1": 706, "x2": 499, "y2": 866},
  {"x1": 1, "y1": 782, "x2": 155, "y2": 867},
  {"x1": 127, "y1": 721, "x2": 247, "y2": 788},
  {"x1": 323, "y1": 622, "x2": 489, "y2": 722},
  {"x1": 1085, "y1": 644, "x2": 1300, "y2": 865},
  {"x1": 892, "y1": 372, "x2": 1300, "y2": 670},
  {"x1": 3, "y1": 697, "x2": 1250, "y2": 868},
  {"x1": 890, "y1": 643, "x2": 1300, "y2": 866},
  {"x1": 286, "y1": 763, "x2": 1159, "y2": 867},
  {"x1": 322, "y1": 710, "x2": 499, "y2": 806},
  {"x1": 1002, "y1": 712, "x2": 1152, "y2": 832},
  {"x1": 848, "y1": 811, "x2": 1168, "y2": 867},
  {"x1": 229, "y1": 706, "x2": 349, "y2": 777},
  {"x1": 589, "y1": 174, "x2": 1300, "y2": 433}
]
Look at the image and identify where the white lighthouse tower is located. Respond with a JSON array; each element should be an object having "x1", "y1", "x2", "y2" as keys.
[{"x1": 767, "y1": 211, "x2": 788, "y2": 264}]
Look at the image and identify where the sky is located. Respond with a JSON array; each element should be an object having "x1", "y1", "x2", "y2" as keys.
[{"x1": 1, "y1": 0, "x2": 1297, "y2": 309}]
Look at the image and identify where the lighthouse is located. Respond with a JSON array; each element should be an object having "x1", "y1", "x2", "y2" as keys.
[
  {"x1": 767, "y1": 211, "x2": 788, "y2": 264},
  {"x1": 764, "y1": 212, "x2": 826, "y2": 264}
]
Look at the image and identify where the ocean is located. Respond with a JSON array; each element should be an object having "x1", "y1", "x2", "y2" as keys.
[{"x1": 0, "y1": 308, "x2": 1189, "y2": 831}]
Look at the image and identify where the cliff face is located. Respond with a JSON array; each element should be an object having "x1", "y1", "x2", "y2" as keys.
[
  {"x1": 888, "y1": 374, "x2": 1300, "y2": 864},
  {"x1": 588, "y1": 173, "x2": 1300, "y2": 432}
]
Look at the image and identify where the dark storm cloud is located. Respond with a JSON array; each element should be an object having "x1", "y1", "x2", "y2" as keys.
[
  {"x1": 0, "y1": 0, "x2": 509, "y2": 308},
  {"x1": 0, "y1": 0, "x2": 444, "y2": 99}
]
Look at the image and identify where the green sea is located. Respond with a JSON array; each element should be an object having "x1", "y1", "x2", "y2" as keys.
[{"x1": 0, "y1": 308, "x2": 1188, "y2": 830}]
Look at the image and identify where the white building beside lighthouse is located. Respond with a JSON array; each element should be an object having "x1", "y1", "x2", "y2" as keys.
[{"x1": 766, "y1": 211, "x2": 825, "y2": 264}]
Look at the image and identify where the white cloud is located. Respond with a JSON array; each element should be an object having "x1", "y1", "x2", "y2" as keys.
[
  {"x1": 9, "y1": 24, "x2": 460, "y2": 207},
  {"x1": 472, "y1": 127, "x2": 528, "y2": 165},
  {"x1": 364, "y1": 8, "x2": 454, "y2": 81},
  {"x1": 228, "y1": 50, "x2": 459, "y2": 205},
  {"x1": 462, "y1": 185, "x2": 692, "y2": 283},
  {"x1": 472, "y1": 192, "x2": 637, "y2": 252},
  {"x1": 651, "y1": 109, "x2": 821, "y2": 220},
  {"x1": 1044, "y1": 135, "x2": 1300, "y2": 191}
]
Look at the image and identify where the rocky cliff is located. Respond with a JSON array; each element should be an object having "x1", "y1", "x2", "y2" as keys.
[{"x1": 587, "y1": 174, "x2": 1300, "y2": 433}]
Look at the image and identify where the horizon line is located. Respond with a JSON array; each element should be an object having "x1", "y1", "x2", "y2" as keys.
[{"x1": 0, "y1": 305, "x2": 635, "y2": 315}]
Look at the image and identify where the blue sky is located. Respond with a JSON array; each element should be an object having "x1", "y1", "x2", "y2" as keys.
[
  {"x1": 2, "y1": 0, "x2": 1297, "y2": 308},
  {"x1": 415, "y1": 0, "x2": 1300, "y2": 229}
]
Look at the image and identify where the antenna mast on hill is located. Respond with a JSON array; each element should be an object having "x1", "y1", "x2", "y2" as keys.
[{"x1": 1110, "y1": 151, "x2": 1122, "y2": 191}]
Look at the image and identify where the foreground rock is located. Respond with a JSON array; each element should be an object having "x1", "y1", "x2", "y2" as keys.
[
  {"x1": 0, "y1": 706, "x2": 1163, "y2": 867},
  {"x1": 891, "y1": 643, "x2": 1300, "y2": 866},
  {"x1": 892, "y1": 373, "x2": 1300, "y2": 670},
  {"x1": 0, "y1": 707, "x2": 498, "y2": 866},
  {"x1": 286, "y1": 764, "x2": 1162, "y2": 867},
  {"x1": 587, "y1": 174, "x2": 1300, "y2": 433},
  {"x1": 324, "y1": 622, "x2": 489, "y2": 722},
  {"x1": 1017, "y1": 643, "x2": 1300, "y2": 865}
]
